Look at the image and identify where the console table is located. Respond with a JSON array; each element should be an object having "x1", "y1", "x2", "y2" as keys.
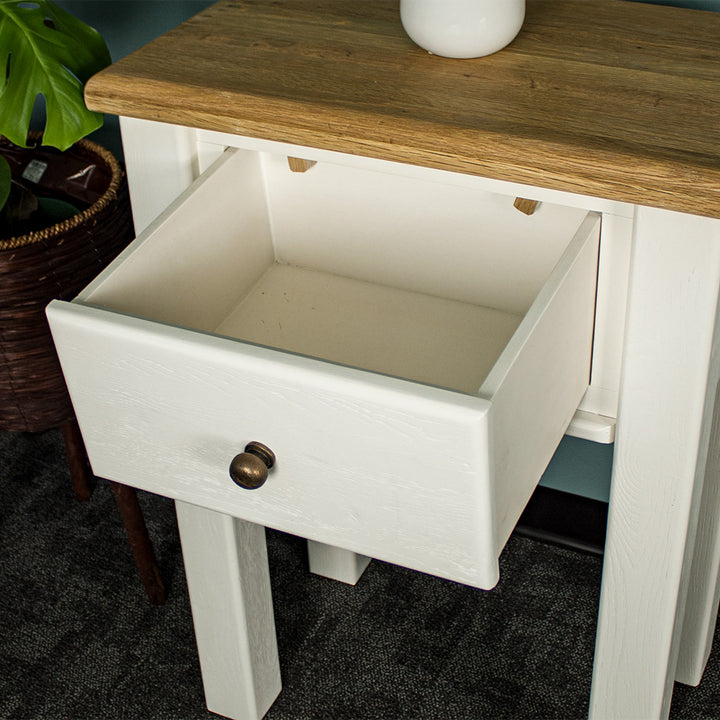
[{"x1": 47, "y1": 1, "x2": 720, "y2": 718}]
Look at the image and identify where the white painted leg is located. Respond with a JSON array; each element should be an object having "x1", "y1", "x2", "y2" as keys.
[
  {"x1": 589, "y1": 207, "x2": 720, "y2": 720},
  {"x1": 175, "y1": 501, "x2": 281, "y2": 720},
  {"x1": 676, "y1": 388, "x2": 720, "y2": 685},
  {"x1": 307, "y1": 540, "x2": 371, "y2": 585},
  {"x1": 119, "y1": 116, "x2": 198, "y2": 234}
]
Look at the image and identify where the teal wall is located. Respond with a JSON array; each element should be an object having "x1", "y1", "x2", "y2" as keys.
[
  {"x1": 58, "y1": 0, "x2": 717, "y2": 504},
  {"x1": 58, "y1": 2, "x2": 214, "y2": 59},
  {"x1": 58, "y1": 1, "x2": 215, "y2": 158}
]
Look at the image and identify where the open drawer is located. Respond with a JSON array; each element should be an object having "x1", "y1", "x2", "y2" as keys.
[{"x1": 47, "y1": 147, "x2": 599, "y2": 590}]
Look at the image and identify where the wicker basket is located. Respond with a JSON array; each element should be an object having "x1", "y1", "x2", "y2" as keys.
[{"x1": 0, "y1": 137, "x2": 134, "y2": 432}]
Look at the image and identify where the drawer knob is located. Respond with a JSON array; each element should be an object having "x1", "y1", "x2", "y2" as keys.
[{"x1": 229, "y1": 441, "x2": 276, "y2": 490}]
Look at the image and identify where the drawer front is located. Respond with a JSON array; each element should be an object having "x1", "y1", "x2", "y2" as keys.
[{"x1": 48, "y1": 302, "x2": 499, "y2": 588}]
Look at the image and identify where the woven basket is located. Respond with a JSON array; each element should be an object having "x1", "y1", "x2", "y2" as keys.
[{"x1": 0, "y1": 137, "x2": 134, "y2": 432}]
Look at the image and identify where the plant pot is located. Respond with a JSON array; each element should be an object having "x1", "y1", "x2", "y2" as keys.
[
  {"x1": 400, "y1": 0, "x2": 525, "y2": 59},
  {"x1": 0, "y1": 137, "x2": 134, "y2": 432}
]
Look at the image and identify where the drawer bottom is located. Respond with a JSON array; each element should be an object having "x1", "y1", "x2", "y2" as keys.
[{"x1": 215, "y1": 263, "x2": 522, "y2": 393}]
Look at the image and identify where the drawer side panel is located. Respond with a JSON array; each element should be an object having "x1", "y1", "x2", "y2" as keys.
[
  {"x1": 482, "y1": 213, "x2": 601, "y2": 552},
  {"x1": 79, "y1": 148, "x2": 274, "y2": 334}
]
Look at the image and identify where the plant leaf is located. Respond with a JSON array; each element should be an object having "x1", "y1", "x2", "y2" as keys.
[
  {"x1": 0, "y1": 0, "x2": 111, "y2": 150},
  {"x1": 0, "y1": 155, "x2": 10, "y2": 211}
]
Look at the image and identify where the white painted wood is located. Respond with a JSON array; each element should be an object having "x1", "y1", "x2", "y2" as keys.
[
  {"x1": 76, "y1": 148, "x2": 273, "y2": 332},
  {"x1": 576, "y1": 211, "x2": 634, "y2": 421},
  {"x1": 260, "y1": 151, "x2": 590, "y2": 316},
  {"x1": 121, "y1": 125, "x2": 369, "y2": 584},
  {"x1": 542, "y1": 210, "x2": 633, "y2": 442},
  {"x1": 99, "y1": 142, "x2": 593, "y2": 320},
  {"x1": 48, "y1": 299, "x2": 498, "y2": 588},
  {"x1": 119, "y1": 131, "x2": 631, "y2": 442},
  {"x1": 307, "y1": 541, "x2": 371, "y2": 585},
  {"x1": 214, "y1": 263, "x2": 521, "y2": 394},
  {"x1": 565, "y1": 410, "x2": 615, "y2": 444},
  {"x1": 675, "y1": 216, "x2": 720, "y2": 687},
  {"x1": 81, "y1": 146, "x2": 585, "y2": 326},
  {"x1": 589, "y1": 208, "x2": 720, "y2": 720},
  {"x1": 187, "y1": 133, "x2": 626, "y2": 441},
  {"x1": 119, "y1": 117, "x2": 199, "y2": 234},
  {"x1": 676, "y1": 380, "x2": 720, "y2": 685},
  {"x1": 46, "y1": 202, "x2": 597, "y2": 590},
  {"x1": 175, "y1": 501, "x2": 281, "y2": 720},
  {"x1": 480, "y1": 212, "x2": 599, "y2": 550},
  {"x1": 47, "y1": 120, "x2": 608, "y2": 717},
  {"x1": 196, "y1": 140, "x2": 228, "y2": 174},
  {"x1": 556, "y1": 210, "x2": 633, "y2": 441}
]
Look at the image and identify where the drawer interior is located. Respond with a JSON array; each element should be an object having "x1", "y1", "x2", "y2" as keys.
[{"x1": 79, "y1": 148, "x2": 592, "y2": 395}]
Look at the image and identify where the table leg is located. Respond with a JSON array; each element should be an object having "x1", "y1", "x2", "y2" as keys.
[
  {"x1": 111, "y1": 481, "x2": 166, "y2": 605},
  {"x1": 307, "y1": 540, "x2": 371, "y2": 585},
  {"x1": 175, "y1": 501, "x2": 281, "y2": 720},
  {"x1": 589, "y1": 207, "x2": 720, "y2": 719},
  {"x1": 675, "y1": 384, "x2": 720, "y2": 685},
  {"x1": 61, "y1": 417, "x2": 92, "y2": 501}
]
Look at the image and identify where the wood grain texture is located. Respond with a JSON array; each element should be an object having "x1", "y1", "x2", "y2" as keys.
[
  {"x1": 47, "y1": 298, "x2": 502, "y2": 589},
  {"x1": 513, "y1": 198, "x2": 539, "y2": 216},
  {"x1": 286, "y1": 157, "x2": 316, "y2": 173},
  {"x1": 84, "y1": 0, "x2": 720, "y2": 218},
  {"x1": 677, "y1": 380, "x2": 720, "y2": 685},
  {"x1": 590, "y1": 208, "x2": 720, "y2": 719},
  {"x1": 176, "y1": 502, "x2": 281, "y2": 720},
  {"x1": 513, "y1": 198, "x2": 539, "y2": 215}
]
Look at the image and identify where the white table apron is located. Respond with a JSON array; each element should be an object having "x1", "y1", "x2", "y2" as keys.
[{"x1": 118, "y1": 118, "x2": 720, "y2": 720}]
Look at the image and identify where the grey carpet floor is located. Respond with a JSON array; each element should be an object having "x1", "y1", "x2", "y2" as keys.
[{"x1": 1, "y1": 427, "x2": 719, "y2": 719}]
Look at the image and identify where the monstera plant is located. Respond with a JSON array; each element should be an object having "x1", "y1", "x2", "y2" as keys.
[{"x1": 0, "y1": 0, "x2": 111, "y2": 229}]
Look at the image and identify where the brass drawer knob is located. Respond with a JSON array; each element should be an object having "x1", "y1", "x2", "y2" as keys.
[{"x1": 229, "y1": 441, "x2": 276, "y2": 490}]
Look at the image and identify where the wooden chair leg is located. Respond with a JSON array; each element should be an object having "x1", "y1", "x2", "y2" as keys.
[
  {"x1": 60, "y1": 417, "x2": 166, "y2": 605},
  {"x1": 111, "y1": 481, "x2": 167, "y2": 606},
  {"x1": 61, "y1": 418, "x2": 92, "y2": 501}
]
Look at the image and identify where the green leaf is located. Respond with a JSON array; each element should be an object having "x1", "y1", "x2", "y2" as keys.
[
  {"x1": 0, "y1": 0, "x2": 111, "y2": 150},
  {"x1": 0, "y1": 155, "x2": 10, "y2": 211}
]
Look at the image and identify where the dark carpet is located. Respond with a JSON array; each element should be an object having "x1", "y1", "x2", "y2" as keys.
[{"x1": 1, "y1": 428, "x2": 719, "y2": 719}]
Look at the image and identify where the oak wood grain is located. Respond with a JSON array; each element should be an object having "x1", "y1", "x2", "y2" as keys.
[
  {"x1": 85, "y1": 0, "x2": 720, "y2": 218},
  {"x1": 514, "y1": 198, "x2": 540, "y2": 216},
  {"x1": 286, "y1": 156, "x2": 316, "y2": 173}
]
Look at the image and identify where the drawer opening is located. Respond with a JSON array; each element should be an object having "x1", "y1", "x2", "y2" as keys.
[{"x1": 78, "y1": 147, "x2": 594, "y2": 396}]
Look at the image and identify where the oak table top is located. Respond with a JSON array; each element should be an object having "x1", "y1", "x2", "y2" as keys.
[{"x1": 85, "y1": 0, "x2": 720, "y2": 218}]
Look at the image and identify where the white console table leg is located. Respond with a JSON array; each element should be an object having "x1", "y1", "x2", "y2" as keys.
[
  {"x1": 175, "y1": 501, "x2": 281, "y2": 720},
  {"x1": 307, "y1": 540, "x2": 371, "y2": 585},
  {"x1": 675, "y1": 378, "x2": 720, "y2": 685},
  {"x1": 589, "y1": 207, "x2": 720, "y2": 720}
]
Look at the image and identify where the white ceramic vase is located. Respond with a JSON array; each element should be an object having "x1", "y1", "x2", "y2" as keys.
[{"x1": 400, "y1": 0, "x2": 526, "y2": 59}]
